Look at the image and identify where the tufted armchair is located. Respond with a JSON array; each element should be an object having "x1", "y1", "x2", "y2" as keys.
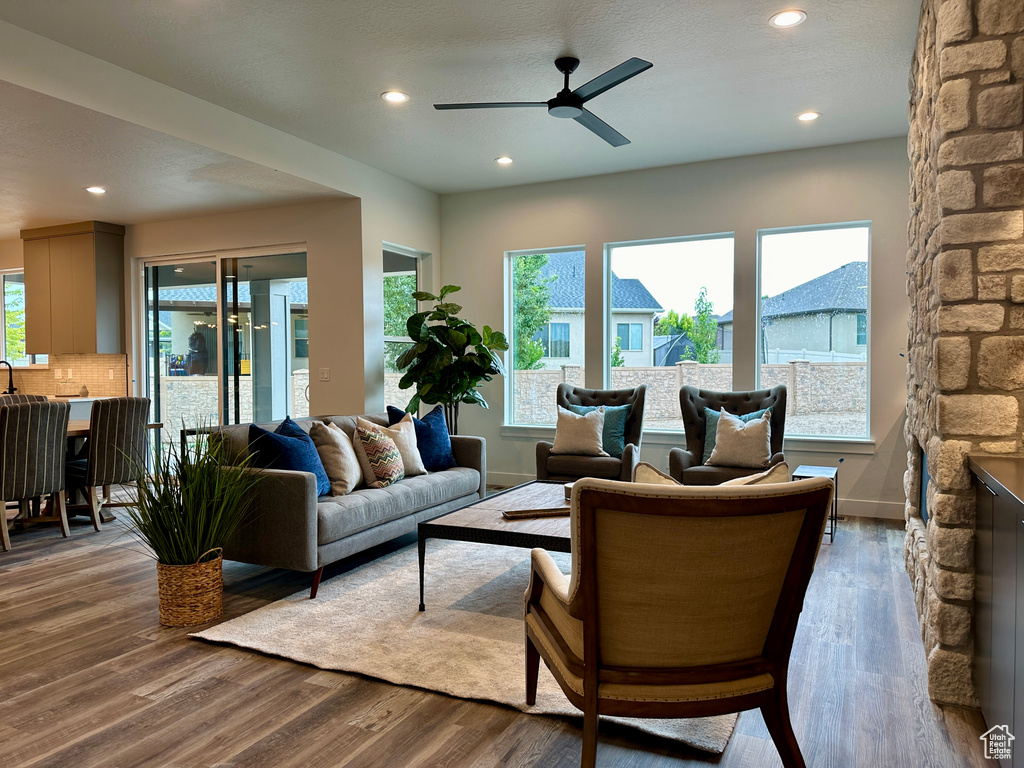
[
  {"x1": 669, "y1": 385, "x2": 787, "y2": 485},
  {"x1": 525, "y1": 475, "x2": 834, "y2": 767},
  {"x1": 536, "y1": 384, "x2": 646, "y2": 483}
]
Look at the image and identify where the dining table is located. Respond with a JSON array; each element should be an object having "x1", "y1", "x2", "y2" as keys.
[{"x1": 67, "y1": 420, "x2": 163, "y2": 437}]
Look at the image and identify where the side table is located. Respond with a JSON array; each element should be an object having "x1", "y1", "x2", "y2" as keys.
[{"x1": 793, "y1": 464, "x2": 838, "y2": 542}]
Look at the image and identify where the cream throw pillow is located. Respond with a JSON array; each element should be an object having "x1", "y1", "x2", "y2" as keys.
[
  {"x1": 706, "y1": 409, "x2": 772, "y2": 469},
  {"x1": 719, "y1": 461, "x2": 791, "y2": 486},
  {"x1": 354, "y1": 415, "x2": 426, "y2": 483},
  {"x1": 309, "y1": 421, "x2": 362, "y2": 496},
  {"x1": 551, "y1": 405, "x2": 608, "y2": 456},
  {"x1": 632, "y1": 462, "x2": 679, "y2": 485}
]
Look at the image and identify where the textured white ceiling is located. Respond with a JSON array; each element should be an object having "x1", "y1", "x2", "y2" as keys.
[
  {"x1": 0, "y1": 80, "x2": 344, "y2": 240},
  {"x1": 0, "y1": 0, "x2": 918, "y2": 195}
]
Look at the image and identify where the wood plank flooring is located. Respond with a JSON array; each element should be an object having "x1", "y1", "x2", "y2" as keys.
[{"x1": 0, "y1": 512, "x2": 991, "y2": 767}]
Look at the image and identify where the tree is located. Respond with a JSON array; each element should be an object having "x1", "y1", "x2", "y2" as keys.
[
  {"x1": 383, "y1": 274, "x2": 417, "y2": 371},
  {"x1": 654, "y1": 308, "x2": 694, "y2": 337},
  {"x1": 3, "y1": 283, "x2": 25, "y2": 362},
  {"x1": 512, "y1": 254, "x2": 554, "y2": 370},
  {"x1": 691, "y1": 286, "x2": 720, "y2": 364},
  {"x1": 610, "y1": 336, "x2": 625, "y2": 368}
]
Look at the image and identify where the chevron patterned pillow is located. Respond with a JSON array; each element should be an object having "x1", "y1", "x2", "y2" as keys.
[{"x1": 354, "y1": 426, "x2": 405, "y2": 489}]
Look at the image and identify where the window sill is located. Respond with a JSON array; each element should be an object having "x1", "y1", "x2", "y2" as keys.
[{"x1": 501, "y1": 424, "x2": 875, "y2": 455}]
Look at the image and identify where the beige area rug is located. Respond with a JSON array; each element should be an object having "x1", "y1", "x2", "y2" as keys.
[{"x1": 192, "y1": 540, "x2": 738, "y2": 754}]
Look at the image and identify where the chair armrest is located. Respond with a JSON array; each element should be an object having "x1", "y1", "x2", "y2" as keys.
[
  {"x1": 536, "y1": 441, "x2": 553, "y2": 480},
  {"x1": 618, "y1": 442, "x2": 640, "y2": 482},
  {"x1": 768, "y1": 452, "x2": 785, "y2": 468},
  {"x1": 222, "y1": 467, "x2": 319, "y2": 572},
  {"x1": 668, "y1": 447, "x2": 699, "y2": 481},
  {"x1": 527, "y1": 548, "x2": 571, "y2": 606},
  {"x1": 450, "y1": 435, "x2": 486, "y2": 497}
]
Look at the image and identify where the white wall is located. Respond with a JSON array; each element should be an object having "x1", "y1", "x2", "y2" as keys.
[{"x1": 441, "y1": 137, "x2": 910, "y2": 518}]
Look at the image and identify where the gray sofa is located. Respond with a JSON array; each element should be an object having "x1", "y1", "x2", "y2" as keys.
[{"x1": 211, "y1": 413, "x2": 485, "y2": 597}]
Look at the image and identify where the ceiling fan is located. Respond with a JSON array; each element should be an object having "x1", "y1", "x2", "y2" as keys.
[{"x1": 434, "y1": 56, "x2": 653, "y2": 147}]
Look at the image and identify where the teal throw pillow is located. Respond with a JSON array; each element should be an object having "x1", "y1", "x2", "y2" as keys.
[
  {"x1": 702, "y1": 407, "x2": 771, "y2": 465},
  {"x1": 567, "y1": 403, "x2": 632, "y2": 458}
]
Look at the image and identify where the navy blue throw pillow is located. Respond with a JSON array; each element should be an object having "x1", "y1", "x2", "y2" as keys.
[
  {"x1": 249, "y1": 417, "x2": 331, "y2": 497},
  {"x1": 387, "y1": 405, "x2": 457, "y2": 472}
]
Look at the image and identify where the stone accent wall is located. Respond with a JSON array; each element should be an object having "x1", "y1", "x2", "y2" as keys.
[{"x1": 905, "y1": 0, "x2": 1024, "y2": 707}]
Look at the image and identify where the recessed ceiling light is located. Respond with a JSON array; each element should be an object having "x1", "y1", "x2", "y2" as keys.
[
  {"x1": 796, "y1": 111, "x2": 821, "y2": 121},
  {"x1": 769, "y1": 9, "x2": 807, "y2": 27},
  {"x1": 85, "y1": 186, "x2": 106, "y2": 194},
  {"x1": 495, "y1": 156, "x2": 513, "y2": 166},
  {"x1": 381, "y1": 91, "x2": 409, "y2": 103}
]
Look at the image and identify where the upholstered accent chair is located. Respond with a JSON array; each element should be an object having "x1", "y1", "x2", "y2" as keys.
[
  {"x1": 0, "y1": 394, "x2": 48, "y2": 404},
  {"x1": 525, "y1": 476, "x2": 833, "y2": 768},
  {"x1": 0, "y1": 401, "x2": 72, "y2": 552},
  {"x1": 66, "y1": 397, "x2": 151, "y2": 528},
  {"x1": 669, "y1": 385, "x2": 787, "y2": 485},
  {"x1": 536, "y1": 384, "x2": 646, "y2": 483}
]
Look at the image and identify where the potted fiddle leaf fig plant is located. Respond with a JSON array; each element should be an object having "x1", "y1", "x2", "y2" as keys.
[
  {"x1": 123, "y1": 430, "x2": 261, "y2": 627},
  {"x1": 396, "y1": 284, "x2": 508, "y2": 434}
]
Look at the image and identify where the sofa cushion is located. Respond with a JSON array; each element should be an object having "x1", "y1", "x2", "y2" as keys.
[
  {"x1": 248, "y1": 418, "x2": 331, "y2": 497},
  {"x1": 387, "y1": 405, "x2": 456, "y2": 472},
  {"x1": 566, "y1": 402, "x2": 631, "y2": 458},
  {"x1": 317, "y1": 466, "x2": 481, "y2": 544},
  {"x1": 353, "y1": 426, "x2": 405, "y2": 489},
  {"x1": 546, "y1": 454, "x2": 622, "y2": 479}
]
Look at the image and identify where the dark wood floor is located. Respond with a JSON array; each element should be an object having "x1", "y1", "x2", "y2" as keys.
[{"x1": 0, "y1": 512, "x2": 990, "y2": 768}]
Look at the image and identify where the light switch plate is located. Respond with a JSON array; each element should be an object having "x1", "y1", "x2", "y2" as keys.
[
  {"x1": 109, "y1": 369, "x2": 114, "y2": 380},
  {"x1": 319, "y1": 368, "x2": 330, "y2": 382},
  {"x1": 54, "y1": 368, "x2": 62, "y2": 379}
]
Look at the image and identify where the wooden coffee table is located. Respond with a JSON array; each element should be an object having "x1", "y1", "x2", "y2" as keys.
[{"x1": 418, "y1": 481, "x2": 572, "y2": 611}]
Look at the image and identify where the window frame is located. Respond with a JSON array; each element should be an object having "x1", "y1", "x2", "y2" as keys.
[
  {"x1": 755, "y1": 220, "x2": 871, "y2": 441},
  {"x1": 615, "y1": 322, "x2": 643, "y2": 351},
  {"x1": 0, "y1": 270, "x2": 47, "y2": 368}
]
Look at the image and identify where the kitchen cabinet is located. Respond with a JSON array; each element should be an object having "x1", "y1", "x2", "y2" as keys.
[{"x1": 21, "y1": 221, "x2": 125, "y2": 355}]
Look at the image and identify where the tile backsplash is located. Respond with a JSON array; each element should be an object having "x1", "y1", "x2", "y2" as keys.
[{"x1": 9, "y1": 354, "x2": 129, "y2": 398}]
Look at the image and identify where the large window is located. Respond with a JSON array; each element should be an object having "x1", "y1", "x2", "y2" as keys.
[
  {"x1": 508, "y1": 248, "x2": 583, "y2": 425},
  {"x1": 758, "y1": 223, "x2": 869, "y2": 438},
  {"x1": 607, "y1": 235, "x2": 734, "y2": 430},
  {"x1": 2, "y1": 273, "x2": 46, "y2": 366},
  {"x1": 383, "y1": 250, "x2": 421, "y2": 411}
]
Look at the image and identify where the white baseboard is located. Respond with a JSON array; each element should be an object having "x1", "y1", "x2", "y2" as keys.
[{"x1": 486, "y1": 472, "x2": 906, "y2": 521}]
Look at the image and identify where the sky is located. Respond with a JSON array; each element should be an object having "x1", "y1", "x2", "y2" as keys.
[{"x1": 610, "y1": 226, "x2": 870, "y2": 317}]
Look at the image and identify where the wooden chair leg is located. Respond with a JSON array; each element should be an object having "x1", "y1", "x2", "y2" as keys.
[
  {"x1": 309, "y1": 566, "x2": 325, "y2": 599},
  {"x1": 104, "y1": 485, "x2": 112, "y2": 504},
  {"x1": 582, "y1": 704, "x2": 599, "y2": 768},
  {"x1": 761, "y1": 683, "x2": 806, "y2": 768},
  {"x1": 87, "y1": 488, "x2": 103, "y2": 532},
  {"x1": 56, "y1": 491, "x2": 70, "y2": 538},
  {"x1": 0, "y1": 502, "x2": 10, "y2": 552},
  {"x1": 525, "y1": 633, "x2": 540, "y2": 706}
]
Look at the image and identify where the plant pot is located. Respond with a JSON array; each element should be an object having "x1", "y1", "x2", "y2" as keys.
[{"x1": 156, "y1": 552, "x2": 223, "y2": 627}]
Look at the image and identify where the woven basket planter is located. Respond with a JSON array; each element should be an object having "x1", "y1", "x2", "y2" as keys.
[{"x1": 156, "y1": 550, "x2": 223, "y2": 627}]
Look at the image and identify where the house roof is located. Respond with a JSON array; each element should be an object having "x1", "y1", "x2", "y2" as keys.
[
  {"x1": 153, "y1": 281, "x2": 309, "y2": 307},
  {"x1": 718, "y1": 261, "x2": 867, "y2": 323},
  {"x1": 540, "y1": 251, "x2": 662, "y2": 312}
]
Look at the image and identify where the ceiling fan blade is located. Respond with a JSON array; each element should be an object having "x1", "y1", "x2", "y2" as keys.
[
  {"x1": 573, "y1": 108, "x2": 630, "y2": 147},
  {"x1": 572, "y1": 58, "x2": 653, "y2": 103},
  {"x1": 433, "y1": 102, "x2": 547, "y2": 110}
]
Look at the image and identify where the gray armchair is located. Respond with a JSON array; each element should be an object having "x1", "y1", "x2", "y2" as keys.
[
  {"x1": 669, "y1": 385, "x2": 787, "y2": 485},
  {"x1": 537, "y1": 384, "x2": 646, "y2": 483}
]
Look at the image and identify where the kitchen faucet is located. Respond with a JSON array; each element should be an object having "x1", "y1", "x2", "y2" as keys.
[{"x1": 0, "y1": 361, "x2": 16, "y2": 394}]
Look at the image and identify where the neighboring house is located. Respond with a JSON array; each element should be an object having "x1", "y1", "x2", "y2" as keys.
[
  {"x1": 653, "y1": 333, "x2": 696, "y2": 366},
  {"x1": 717, "y1": 261, "x2": 868, "y2": 362},
  {"x1": 532, "y1": 251, "x2": 662, "y2": 368}
]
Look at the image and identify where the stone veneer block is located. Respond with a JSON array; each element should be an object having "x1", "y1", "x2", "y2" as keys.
[
  {"x1": 978, "y1": 85, "x2": 1024, "y2": 130},
  {"x1": 927, "y1": 436, "x2": 975, "y2": 490},
  {"x1": 981, "y1": 71, "x2": 1012, "y2": 85},
  {"x1": 931, "y1": 564, "x2": 975, "y2": 602},
  {"x1": 937, "y1": 303, "x2": 1004, "y2": 331},
  {"x1": 940, "y1": 40, "x2": 1006, "y2": 78},
  {"x1": 937, "y1": 394, "x2": 1019, "y2": 435},
  {"x1": 983, "y1": 164, "x2": 1024, "y2": 208},
  {"x1": 1012, "y1": 275, "x2": 1024, "y2": 303},
  {"x1": 937, "y1": 79, "x2": 972, "y2": 134},
  {"x1": 980, "y1": 440, "x2": 1018, "y2": 453},
  {"x1": 1014, "y1": 37, "x2": 1024, "y2": 79},
  {"x1": 979, "y1": 336, "x2": 1024, "y2": 389},
  {"x1": 977, "y1": 274, "x2": 1007, "y2": 300},
  {"x1": 938, "y1": 0, "x2": 973, "y2": 45},
  {"x1": 979, "y1": 243, "x2": 1024, "y2": 271},
  {"x1": 1011, "y1": 306, "x2": 1024, "y2": 329},
  {"x1": 927, "y1": 587, "x2": 972, "y2": 647},
  {"x1": 927, "y1": 521, "x2": 975, "y2": 569},
  {"x1": 937, "y1": 249, "x2": 974, "y2": 299},
  {"x1": 939, "y1": 132, "x2": 1023, "y2": 167},
  {"x1": 927, "y1": 647, "x2": 980, "y2": 707},
  {"x1": 936, "y1": 337, "x2": 972, "y2": 390},
  {"x1": 978, "y1": 0, "x2": 1024, "y2": 36},
  {"x1": 930, "y1": 489, "x2": 977, "y2": 525},
  {"x1": 938, "y1": 170, "x2": 976, "y2": 210},
  {"x1": 941, "y1": 210, "x2": 1024, "y2": 244}
]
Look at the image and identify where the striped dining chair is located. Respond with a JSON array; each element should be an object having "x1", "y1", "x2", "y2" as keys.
[
  {"x1": 66, "y1": 397, "x2": 151, "y2": 529},
  {"x1": 0, "y1": 394, "x2": 48, "y2": 404},
  {"x1": 0, "y1": 400, "x2": 72, "y2": 552}
]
